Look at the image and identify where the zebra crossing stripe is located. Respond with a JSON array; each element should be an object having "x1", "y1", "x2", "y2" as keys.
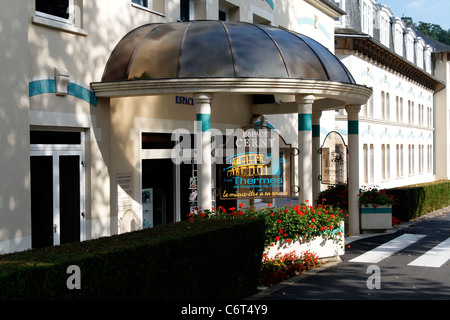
[
  {"x1": 349, "y1": 234, "x2": 427, "y2": 264},
  {"x1": 408, "y1": 237, "x2": 450, "y2": 268}
]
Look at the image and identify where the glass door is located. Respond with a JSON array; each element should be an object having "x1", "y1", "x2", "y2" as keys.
[{"x1": 30, "y1": 130, "x2": 85, "y2": 248}]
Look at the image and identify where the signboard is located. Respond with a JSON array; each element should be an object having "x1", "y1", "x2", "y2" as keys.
[
  {"x1": 218, "y1": 125, "x2": 293, "y2": 200},
  {"x1": 320, "y1": 131, "x2": 347, "y2": 185}
]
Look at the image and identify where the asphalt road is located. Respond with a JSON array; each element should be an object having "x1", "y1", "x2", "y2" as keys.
[{"x1": 256, "y1": 207, "x2": 450, "y2": 300}]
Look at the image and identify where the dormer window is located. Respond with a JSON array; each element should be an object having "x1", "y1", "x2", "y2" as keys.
[{"x1": 361, "y1": 0, "x2": 375, "y2": 36}]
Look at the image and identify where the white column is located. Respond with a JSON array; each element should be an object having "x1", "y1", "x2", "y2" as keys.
[
  {"x1": 312, "y1": 110, "x2": 322, "y2": 203},
  {"x1": 195, "y1": 93, "x2": 213, "y2": 211},
  {"x1": 297, "y1": 95, "x2": 315, "y2": 205},
  {"x1": 345, "y1": 105, "x2": 361, "y2": 235}
]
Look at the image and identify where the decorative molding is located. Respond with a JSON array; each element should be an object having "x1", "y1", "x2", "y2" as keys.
[{"x1": 29, "y1": 77, "x2": 98, "y2": 106}]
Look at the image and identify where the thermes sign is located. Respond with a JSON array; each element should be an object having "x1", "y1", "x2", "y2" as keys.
[{"x1": 218, "y1": 125, "x2": 293, "y2": 200}]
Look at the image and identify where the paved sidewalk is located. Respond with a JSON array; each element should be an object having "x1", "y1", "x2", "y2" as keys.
[{"x1": 245, "y1": 206, "x2": 450, "y2": 300}]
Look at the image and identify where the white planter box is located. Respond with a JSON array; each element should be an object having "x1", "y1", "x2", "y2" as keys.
[
  {"x1": 360, "y1": 205, "x2": 392, "y2": 231},
  {"x1": 264, "y1": 222, "x2": 345, "y2": 259}
]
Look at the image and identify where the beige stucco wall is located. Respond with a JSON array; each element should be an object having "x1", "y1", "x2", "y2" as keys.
[
  {"x1": 0, "y1": 0, "x2": 345, "y2": 253},
  {"x1": 0, "y1": 1, "x2": 32, "y2": 253}
]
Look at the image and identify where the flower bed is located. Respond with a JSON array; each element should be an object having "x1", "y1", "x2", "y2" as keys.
[
  {"x1": 259, "y1": 251, "x2": 320, "y2": 287},
  {"x1": 189, "y1": 201, "x2": 345, "y2": 255},
  {"x1": 190, "y1": 202, "x2": 345, "y2": 287}
]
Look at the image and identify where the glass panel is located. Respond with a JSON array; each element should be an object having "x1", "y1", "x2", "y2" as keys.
[
  {"x1": 299, "y1": 35, "x2": 355, "y2": 83},
  {"x1": 31, "y1": 156, "x2": 54, "y2": 248},
  {"x1": 30, "y1": 131, "x2": 81, "y2": 144},
  {"x1": 261, "y1": 25, "x2": 328, "y2": 80},
  {"x1": 128, "y1": 24, "x2": 187, "y2": 79},
  {"x1": 225, "y1": 22, "x2": 288, "y2": 78},
  {"x1": 142, "y1": 133, "x2": 176, "y2": 149},
  {"x1": 36, "y1": 0, "x2": 69, "y2": 19},
  {"x1": 59, "y1": 155, "x2": 80, "y2": 244},
  {"x1": 179, "y1": 21, "x2": 236, "y2": 78}
]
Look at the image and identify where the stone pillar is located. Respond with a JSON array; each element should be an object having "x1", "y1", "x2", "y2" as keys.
[
  {"x1": 312, "y1": 110, "x2": 322, "y2": 203},
  {"x1": 345, "y1": 105, "x2": 361, "y2": 235},
  {"x1": 297, "y1": 95, "x2": 315, "y2": 205},
  {"x1": 195, "y1": 93, "x2": 213, "y2": 211}
]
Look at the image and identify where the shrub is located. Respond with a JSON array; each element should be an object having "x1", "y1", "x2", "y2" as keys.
[
  {"x1": 388, "y1": 180, "x2": 450, "y2": 221},
  {"x1": 317, "y1": 184, "x2": 348, "y2": 210},
  {"x1": 0, "y1": 219, "x2": 265, "y2": 300}
]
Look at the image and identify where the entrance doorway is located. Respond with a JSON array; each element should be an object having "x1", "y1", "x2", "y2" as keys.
[
  {"x1": 30, "y1": 130, "x2": 85, "y2": 248},
  {"x1": 142, "y1": 159, "x2": 175, "y2": 227}
]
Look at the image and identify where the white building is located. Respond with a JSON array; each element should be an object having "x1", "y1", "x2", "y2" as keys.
[
  {"x1": 332, "y1": 0, "x2": 447, "y2": 190},
  {"x1": 1, "y1": 0, "x2": 373, "y2": 254}
]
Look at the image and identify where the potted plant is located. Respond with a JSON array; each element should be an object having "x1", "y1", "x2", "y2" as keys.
[{"x1": 358, "y1": 186, "x2": 396, "y2": 231}]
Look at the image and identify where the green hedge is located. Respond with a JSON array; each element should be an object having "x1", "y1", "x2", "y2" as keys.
[
  {"x1": 388, "y1": 180, "x2": 450, "y2": 222},
  {"x1": 0, "y1": 218, "x2": 266, "y2": 300}
]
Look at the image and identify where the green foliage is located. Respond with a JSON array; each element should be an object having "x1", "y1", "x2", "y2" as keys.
[
  {"x1": 0, "y1": 219, "x2": 265, "y2": 300},
  {"x1": 388, "y1": 180, "x2": 450, "y2": 222},
  {"x1": 189, "y1": 202, "x2": 344, "y2": 248},
  {"x1": 401, "y1": 17, "x2": 450, "y2": 45},
  {"x1": 358, "y1": 186, "x2": 397, "y2": 208}
]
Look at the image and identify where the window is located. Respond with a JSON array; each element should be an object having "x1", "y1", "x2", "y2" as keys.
[
  {"x1": 381, "y1": 91, "x2": 390, "y2": 120},
  {"x1": 361, "y1": 0, "x2": 374, "y2": 36},
  {"x1": 418, "y1": 144, "x2": 424, "y2": 174},
  {"x1": 427, "y1": 145, "x2": 432, "y2": 172},
  {"x1": 132, "y1": 0, "x2": 165, "y2": 14},
  {"x1": 408, "y1": 144, "x2": 415, "y2": 175},
  {"x1": 363, "y1": 143, "x2": 374, "y2": 184},
  {"x1": 396, "y1": 144, "x2": 403, "y2": 178},
  {"x1": 36, "y1": 0, "x2": 72, "y2": 23},
  {"x1": 396, "y1": 96, "x2": 403, "y2": 122},
  {"x1": 408, "y1": 100, "x2": 414, "y2": 124},
  {"x1": 33, "y1": 0, "x2": 86, "y2": 35},
  {"x1": 382, "y1": 144, "x2": 390, "y2": 181}
]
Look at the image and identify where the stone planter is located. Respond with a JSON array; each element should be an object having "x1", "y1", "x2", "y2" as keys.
[
  {"x1": 264, "y1": 222, "x2": 345, "y2": 259},
  {"x1": 360, "y1": 205, "x2": 392, "y2": 232}
]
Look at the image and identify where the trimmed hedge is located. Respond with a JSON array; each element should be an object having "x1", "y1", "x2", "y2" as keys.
[
  {"x1": 388, "y1": 180, "x2": 450, "y2": 222},
  {"x1": 0, "y1": 218, "x2": 266, "y2": 300}
]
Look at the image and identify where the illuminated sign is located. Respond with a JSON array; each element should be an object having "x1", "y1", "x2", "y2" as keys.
[{"x1": 218, "y1": 125, "x2": 293, "y2": 200}]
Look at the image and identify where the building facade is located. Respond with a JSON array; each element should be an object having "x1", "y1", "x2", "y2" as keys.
[
  {"x1": 332, "y1": 0, "x2": 447, "y2": 191},
  {"x1": 1, "y1": 0, "x2": 447, "y2": 255}
]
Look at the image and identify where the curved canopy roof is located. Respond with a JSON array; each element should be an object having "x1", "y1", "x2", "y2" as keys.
[{"x1": 102, "y1": 20, "x2": 356, "y2": 84}]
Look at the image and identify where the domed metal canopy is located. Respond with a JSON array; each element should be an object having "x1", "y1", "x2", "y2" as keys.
[{"x1": 101, "y1": 20, "x2": 356, "y2": 84}]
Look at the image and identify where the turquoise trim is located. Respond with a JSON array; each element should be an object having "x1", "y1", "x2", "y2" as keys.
[
  {"x1": 297, "y1": 17, "x2": 331, "y2": 40},
  {"x1": 196, "y1": 113, "x2": 211, "y2": 132},
  {"x1": 29, "y1": 79, "x2": 98, "y2": 107},
  {"x1": 348, "y1": 120, "x2": 359, "y2": 135},
  {"x1": 361, "y1": 207, "x2": 392, "y2": 214},
  {"x1": 29, "y1": 79, "x2": 55, "y2": 96},
  {"x1": 298, "y1": 113, "x2": 312, "y2": 131},
  {"x1": 312, "y1": 124, "x2": 320, "y2": 137},
  {"x1": 265, "y1": 0, "x2": 274, "y2": 9}
]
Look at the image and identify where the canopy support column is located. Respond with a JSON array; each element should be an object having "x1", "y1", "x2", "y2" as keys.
[
  {"x1": 297, "y1": 95, "x2": 315, "y2": 205},
  {"x1": 345, "y1": 104, "x2": 361, "y2": 235},
  {"x1": 195, "y1": 93, "x2": 213, "y2": 211}
]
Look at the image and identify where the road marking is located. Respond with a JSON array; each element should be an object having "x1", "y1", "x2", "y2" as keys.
[
  {"x1": 349, "y1": 234, "x2": 427, "y2": 264},
  {"x1": 408, "y1": 237, "x2": 450, "y2": 268}
]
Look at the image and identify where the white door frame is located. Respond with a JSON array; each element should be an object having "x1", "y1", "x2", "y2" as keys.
[{"x1": 30, "y1": 133, "x2": 86, "y2": 245}]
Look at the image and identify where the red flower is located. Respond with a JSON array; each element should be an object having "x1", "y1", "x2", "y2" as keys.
[
  {"x1": 268, "y1": 203, "x2": 272, "y2": 207},
  {"x1": 239, "y1": 203, "x2": 245, "y2": 208}
]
